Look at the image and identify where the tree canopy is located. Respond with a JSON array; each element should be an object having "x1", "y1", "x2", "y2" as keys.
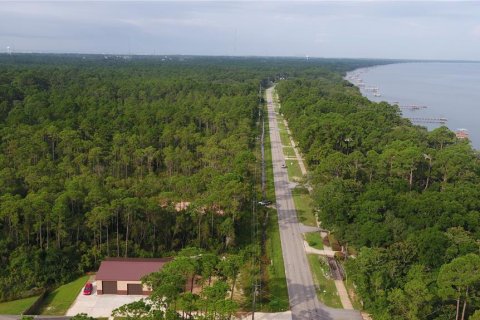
[{"x1": 276, "y1": 70, "x2": 480, "y2": 319}]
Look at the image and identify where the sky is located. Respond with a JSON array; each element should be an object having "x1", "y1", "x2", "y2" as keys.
[{"x1": 0, "y1": 1, "x2": 479, "y2": 60}]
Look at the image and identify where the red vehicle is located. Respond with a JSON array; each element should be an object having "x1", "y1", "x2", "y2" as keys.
[{"x1": 83, "y1": 282, "x2": 93, "y2": 295}]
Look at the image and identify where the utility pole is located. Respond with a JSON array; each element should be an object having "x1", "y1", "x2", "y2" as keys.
[{"x1": 251, "y1": 282, "x2": 259, "y2": 320}]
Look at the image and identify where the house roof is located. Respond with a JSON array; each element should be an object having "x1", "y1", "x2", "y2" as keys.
[{"x1": 95, "y1": 258, "x2": 172, "y2": 281}]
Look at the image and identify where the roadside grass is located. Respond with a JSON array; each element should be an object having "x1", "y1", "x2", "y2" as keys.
[
  {"x1": 292, "y1": 187, "x2": 317, "y2": 227},
  {"x1": 277, "y1": 121, "x2": 287, "y2": 131},
  {"x1": 263, "y1": 112, "x2": 275, "y2": 202},
  {"x1": 307, "y1": 255, "x2": 342, "y2": 309},
  {"x1": 0, "y1": 295, "x2": 40, "y2": 315},
  {"x1": 305, "y1": 232, "x2": 324, "y2": 250},
  {"x1": 263, "y1": 207, "x2": 289, "y2": 312},
  {"x1": 282, "y1": 146, "x2": 296, "y2": 158},
  {"x1": 261, "y1": 95, "x2": 289, "y2": 312},
  {"x1": 39, "y1": 275, "x2": 90, "y2": 315},
  {"x1": 285, "y1": 160, "x2": 303, "y2": 181},
  {"x1": 279, "y1": 130, "x2": 291, "y2": 147}
]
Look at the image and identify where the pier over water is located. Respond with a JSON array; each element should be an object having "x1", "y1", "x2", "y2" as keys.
[{"x1": 346, "y1": 62, "x2": 480, "y2": 149}]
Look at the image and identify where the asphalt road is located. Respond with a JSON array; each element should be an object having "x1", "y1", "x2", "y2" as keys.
[{"x1": 265, "y1": 87, "x2": 362, "y2": 320}]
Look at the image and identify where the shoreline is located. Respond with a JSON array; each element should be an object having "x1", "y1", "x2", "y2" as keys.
[{"x1": 345, "y1": 63, "x2": 478, "y2": 150}]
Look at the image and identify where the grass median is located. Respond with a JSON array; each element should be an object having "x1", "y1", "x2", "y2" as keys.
[
  {"x1": 292, "y1": 187, "x2": 317, "y2": 227},
  {"x1": 282, "y1": 146, "x2": 296, "y2": 158},
  {"x1": 307, "y1": 255, "x2": 342, "y2": 308},
  {"x1": 285, "y1": 160, "x2": 303, "y2": 181}
]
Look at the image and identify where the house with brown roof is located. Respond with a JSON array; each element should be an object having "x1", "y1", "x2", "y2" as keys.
[{"x1": 96, "y1": 257, "x2": 171, "y2": 295}]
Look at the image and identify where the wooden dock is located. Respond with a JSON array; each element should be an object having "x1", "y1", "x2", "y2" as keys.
[{"x1": 408, "y1": 117, "x2": 447, "y2": 124}]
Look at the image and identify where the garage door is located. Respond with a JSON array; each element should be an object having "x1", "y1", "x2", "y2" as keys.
[
  {"x1": 102, "y1": 281, "x2": 117, "y2": 294},
  {"x1": 127, "y1": 283, "x2": 143, "y2": 295}
]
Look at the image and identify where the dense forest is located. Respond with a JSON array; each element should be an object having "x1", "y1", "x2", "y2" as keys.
[
  {"x1": 0, "y1": 54, "x2": 264, "y2": 300},
  {"x1": 0, "y1": 54, "x2": 380, "y2": 305},
  {"x1": 276, "y1": 71, "x2": 480, "y2": 319}
]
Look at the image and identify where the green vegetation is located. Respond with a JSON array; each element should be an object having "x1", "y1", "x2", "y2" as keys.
[
  {"x1": 260, "y1": 103, "x2": 288, "y2": 311},
  {"x1": 282, "y1": 146, "x2": 296, "y2": 158},
  {"x1": 279, "y1": 127, "x2": 291, "y2": 147},
  {"x1": 307, "y1": 255, "x2": 342, "y2": 308},
  {"x1": 277, "y1": 70, "x2": 480, "y2": 319},
  {"x1": 285, "y1": 159, "x2": 303, "y2": 181},
  {"x1": 305, "y1": 232, "x2": 324, "y2": 250},
  {"x1": 292, "y1": 187, "x2": 316, "y2": 226},
  {"x1": 0, "y1": 55, "x2": 271, "y2": 301},
  {"x1": 0, "y1": 295, "x2": 39, "y2": 315},
  {"x1": 9, "y1": 53, "x2": 465, "y2": 318},
  {"x1": 263, "y1": 113, "x2": 276, "y2": 202},
  {"x1": 263, "y1": 208, "x2": 289, "y2": 312},
  {"x1": 277, "y1": 121, "x2": 287, "y2": 131},
  {"x1": 110, "y1": 248, "x2": 241, "y2": 319},
  {"x1": 344, "y1": 278, "x2": 362, "y2": 311},
  {"x1": 39, "y1": 275, "x2": 90, "y2": 315}
]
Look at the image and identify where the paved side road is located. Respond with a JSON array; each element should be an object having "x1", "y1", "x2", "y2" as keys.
[{"x1": 266, "y1": 87, "x2": 362, "y2": 320}]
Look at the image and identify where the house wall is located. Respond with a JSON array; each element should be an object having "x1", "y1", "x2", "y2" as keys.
[{"x1": 96, "y1": 280, "x2": 152, "y2": 295}]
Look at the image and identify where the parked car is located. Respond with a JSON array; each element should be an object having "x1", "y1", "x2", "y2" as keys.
[
  {"x1": 83, "y1": 282, "x2": 93, "y2": 295},
  {"x1": 258, "y1": 200, "x2": 272, "y2": 206},
  {"x1": 281, "y1": 163, "x2": 287, "y2": 168}
]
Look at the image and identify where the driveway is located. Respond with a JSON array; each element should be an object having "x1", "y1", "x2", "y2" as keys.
[{"x1": 66, "y1": 282, "x2": 145, "y2": 318}]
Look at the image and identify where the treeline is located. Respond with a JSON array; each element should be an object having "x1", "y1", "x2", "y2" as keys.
[{"x1": 276, "y1": 75, "x2": 480, "y2": 319}]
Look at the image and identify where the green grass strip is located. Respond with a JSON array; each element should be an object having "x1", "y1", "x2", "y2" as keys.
[
  {"x1": 292, "y1": 187, "x2": 317, "y2": 227},
  {"x1": 39, "y1": 275, "x2": 90, "y2": 315},
  {"x1": 0, "y1": 295, "x2": 40, "y2": 315},
  {"x1": 305, "y1": 232, "x2": 324, "y2": 250},
  {"x1": 279, "y1": 130, "x2": 291, "y2": 147},
  {"x1": 285, "y1": 159, "x2": 303, "y2": 181},
  {"x1": 307, "y1": 255, "x2": 342, "y2": 309},
  {"x1": 282, "y1": 146, "x2": 296, "y2": 158}
]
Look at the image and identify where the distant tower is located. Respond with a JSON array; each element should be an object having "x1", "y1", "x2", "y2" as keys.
[
  {"x1": 306, "y1": 54, "x2": 309, "y2": 61},
  {"x1": 6, "y1": 46, "x2": 11, "y2": 55}
]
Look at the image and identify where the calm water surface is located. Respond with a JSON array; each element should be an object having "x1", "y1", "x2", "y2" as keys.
[{"x1": 347, "y1": 62, "x2": 480, "y2": 149}]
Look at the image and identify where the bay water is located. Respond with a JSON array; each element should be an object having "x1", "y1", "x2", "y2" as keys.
[{"x1": 347, "y1": 62, "x2": 480, "y2": 149}]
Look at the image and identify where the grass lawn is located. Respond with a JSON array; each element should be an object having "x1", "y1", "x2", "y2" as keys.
[
  {"x1": 263, "y1": 208, "x2": 289, "y2": 312},
  {"x1": 279, "y1": 129, "x2": 291, "y2": 147},
  {"x1": 277, "y1": 121, "x2": 287, "y2": 131},
  {"x1": 282, "y1": 146, "x2": 296, "y2": 158},
  {"x1": 292, "y1": 187, "x2": 317, "y2": 227},
  {"x1": 0, "y1": 295, "x2": 40, "y2": 315},
  {"x1": 39, "y1": 275, "x2": 90, "y2": 315},
  {"x1": 305, "y1": 232, "x2": 324, "y2": 250},
  {"x1": 285, "y1": 160, "x2": 303, "y2": 181},
  {"x1": 307, "y1": 255, "x2": 342, "y2": 308}
]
